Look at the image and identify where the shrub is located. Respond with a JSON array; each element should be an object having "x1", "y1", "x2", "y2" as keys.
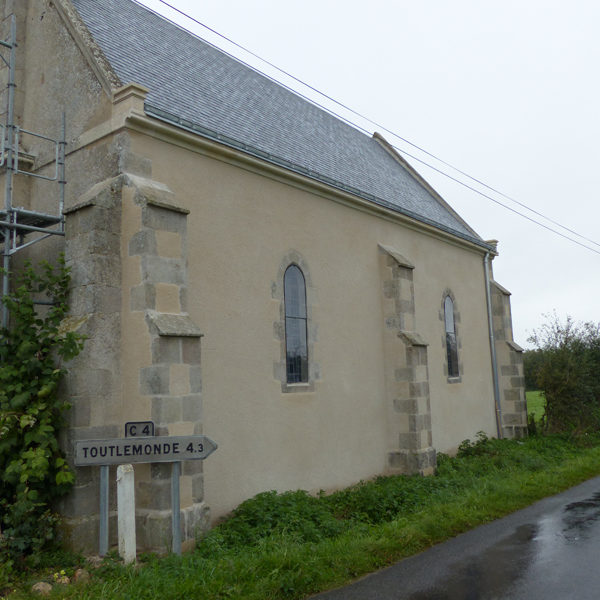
[
  {"x1": 197, "y1": 490, "x2": 346, "y2": 554},
  {"x1": 523, "y1": 349, "x2": 544, "y2": 391},
  {"x1": 528, "y1": 314, "x2": 600, "y2": 433},
  {"x1": 456, "y1": 431, "x2": 492, "y2": 457},
  {"x1": 0, "y1": 257, "x2": 84, "y2": 560},
  {"x1": 324, "y1": 475, "x2": 448, "y2": 524}
]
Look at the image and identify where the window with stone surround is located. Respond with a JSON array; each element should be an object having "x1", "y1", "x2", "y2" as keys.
[
  {"x1": 444, "y1": 294, "x2": 460, "y2": 379},
  {"x1": 284, "y1": 265, "x2": 308, "y2": 383},
  {"x1": 273, "y1": 251, "x2": 318, "y2": 393}
]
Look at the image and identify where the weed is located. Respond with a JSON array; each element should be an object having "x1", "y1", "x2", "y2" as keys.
[{"x1": 197, "y1": 490, "x2": 346, "y2": 555}]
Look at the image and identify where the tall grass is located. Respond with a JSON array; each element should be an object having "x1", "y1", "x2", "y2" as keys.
[{"x1": 5, "y1": 433, "x2": 600, "y2": 600}]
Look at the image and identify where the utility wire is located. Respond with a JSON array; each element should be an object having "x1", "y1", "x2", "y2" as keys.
[
  {"x1": 146, "y1": 0, "x2": 600, "y2": 254},
  {"x1": 392, "y1": 146, "x2": 600, "y2": 255}
]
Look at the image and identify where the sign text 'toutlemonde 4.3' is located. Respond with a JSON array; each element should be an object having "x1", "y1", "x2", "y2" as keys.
[{"x1": 74, "y1": 435, "x2": 218, "y2": 466}]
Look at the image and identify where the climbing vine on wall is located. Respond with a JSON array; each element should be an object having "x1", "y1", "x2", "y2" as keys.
[{"x1": 0, "y1": 256, "x2": 84, "y2": 560}]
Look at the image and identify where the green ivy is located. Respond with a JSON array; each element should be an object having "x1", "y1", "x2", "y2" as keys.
[{"x1": 0, "y1": 256, "x2": 84, "y2": 560}]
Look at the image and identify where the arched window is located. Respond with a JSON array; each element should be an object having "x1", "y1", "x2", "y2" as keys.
[
  {"x1": 444, "y1": 295, "x2": 459, "y2": 378},
  {"x1": 284, "y1": 265, "x2": 308, "y2": 383}
]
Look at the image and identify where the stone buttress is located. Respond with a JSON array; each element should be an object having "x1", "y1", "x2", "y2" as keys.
[
  {"x1": 490, "y1": 280, "x2": 527, "y2": 438},
  {"x1": 378, "y1": 245, "x2": 436, "y2": 475}
]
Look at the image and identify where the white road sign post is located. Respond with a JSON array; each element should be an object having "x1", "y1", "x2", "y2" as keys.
[
  {"x1": 74, "y1": 432, "x2": 218, "y2": 557},
  {"x1": 116, "y1": 464, "x2": 136, "y2": 564}
]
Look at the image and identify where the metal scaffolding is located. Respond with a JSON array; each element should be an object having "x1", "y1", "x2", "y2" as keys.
[{"x1": 0, "y1": 14, "x2": 66, "y2": 328}]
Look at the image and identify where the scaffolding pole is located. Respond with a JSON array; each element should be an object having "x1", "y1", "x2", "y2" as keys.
[
  {"x1": 0, "y1": 15, "x2": 67, "y2": 331},
  {"x1": 2, "y1": 14, "x2": 15, "y2": 330}
]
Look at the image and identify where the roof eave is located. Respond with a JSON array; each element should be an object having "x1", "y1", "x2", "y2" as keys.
[{"x1": 138, "y1": 106, "x2": 495, "y2": 254}]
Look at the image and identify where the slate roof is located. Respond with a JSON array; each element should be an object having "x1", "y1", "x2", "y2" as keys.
[{"x1": 71, "y1": 0, "x2": 485, "y2": 246}]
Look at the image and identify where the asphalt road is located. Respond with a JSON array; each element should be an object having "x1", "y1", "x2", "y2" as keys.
[{"x1": 311, "y1": 476, "x2": 600, "y2": 599}]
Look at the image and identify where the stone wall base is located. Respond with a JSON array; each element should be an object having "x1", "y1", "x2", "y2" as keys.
[
  {"x1": 59, "y1": 502, "x2": 210, "y2": 556},
  {"x1": 137, "y1": 502, "x2": 210, "y2": 553},
  {"x1": 387, "y1": 446, "x2": 436, "y2": 476},
  {"x1": 502, "y1": 425, "x2": 527, "y2": 439}
]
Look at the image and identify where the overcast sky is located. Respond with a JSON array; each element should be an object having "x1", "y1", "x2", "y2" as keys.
[{"x1": 137, "y1": 0, "x2": 600, "y2": 348}]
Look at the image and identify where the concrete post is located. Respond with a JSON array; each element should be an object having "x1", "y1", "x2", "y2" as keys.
[{"x1": 116, "y1": 464, "x2": 136, "y2": 564}]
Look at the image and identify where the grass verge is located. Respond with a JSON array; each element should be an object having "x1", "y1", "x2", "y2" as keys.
[
  {"x1": 526, "y1": 390, "x2": 545, "y2": 423},
  {"x1": 4, "y1": 433, "x2": 600, "y2": 599}
]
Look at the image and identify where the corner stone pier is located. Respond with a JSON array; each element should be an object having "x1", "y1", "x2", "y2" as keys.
[{"x1": 60, "y1": 171, "x2": 207, "y2": 553}]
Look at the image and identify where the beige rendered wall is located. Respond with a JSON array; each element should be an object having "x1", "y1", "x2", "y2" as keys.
[
  {"x1": 131, "y1": 131, "x2": 498, "y2": 520},
  {"x1": 2, "y1": 0, "x2": 520, "y2": 546},
  {"x1": 0, "y1": 0, "x2": 504, "y2": 551}
]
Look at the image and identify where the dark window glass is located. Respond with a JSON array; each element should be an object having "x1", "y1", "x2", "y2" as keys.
[
  {"x1": 284, "y1": 265, "x2": 308, "y2": 383},
  {"x1": 444, "y1": 296, "x2": 459, "y2": 378}
]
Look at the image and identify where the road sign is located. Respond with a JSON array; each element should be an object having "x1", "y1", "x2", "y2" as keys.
[
  {"x1": 124, "y1": 421, "x2": 154, "y2": 437},
  {"x1": 75, "y1": 435, "x2": 218, "y2": 466}
]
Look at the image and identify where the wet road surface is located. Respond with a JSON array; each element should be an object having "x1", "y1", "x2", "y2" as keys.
[{"x1": 312, "y1": 476, "x2": 600, "y2": 599}]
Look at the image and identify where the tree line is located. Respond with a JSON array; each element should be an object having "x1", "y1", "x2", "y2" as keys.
[{"x1": 524, "y1": 314, "x2": 600, "y2": 433}]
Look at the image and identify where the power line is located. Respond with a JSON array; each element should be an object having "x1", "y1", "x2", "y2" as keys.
[
  {"x1": 145, "y1": 0, "x2": 600, "y2": 254},
  {"x1": 391, "y1": 146, "x2": 600, "y2": 255}
]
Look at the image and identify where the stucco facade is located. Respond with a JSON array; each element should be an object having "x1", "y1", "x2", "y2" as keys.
[{"x1": 0, "y1": 0, "x2": 526, "y2": 553}]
